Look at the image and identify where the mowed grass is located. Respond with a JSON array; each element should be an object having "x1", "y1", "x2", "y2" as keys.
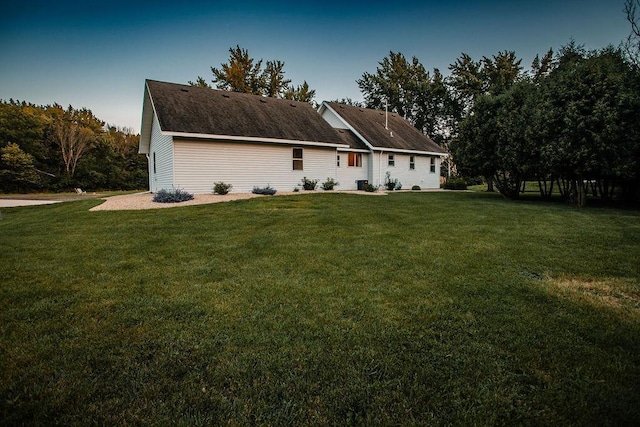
[{"x1": 1, "y1": 192, "x2": 639, "y2": 425}]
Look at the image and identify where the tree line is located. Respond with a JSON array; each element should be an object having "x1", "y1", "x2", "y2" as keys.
[
  {"x1": 452, "y1": 44, "x2": 640, "y2": 206},
  {"x1": 0, "y1": 101, "x2": 147, "y2": 193}
]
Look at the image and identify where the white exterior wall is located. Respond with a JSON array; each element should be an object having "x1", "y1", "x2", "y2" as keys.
[
  {"x1": 372, "y1": 152, "x2": 441, "y2": 189},
  {"x1": 173, "y1": 140, "x2": 338, "y2": 193},
  {"x1": 149, "y1": 114, "x2": 174, "y2": 192},
  {"x1": 320, "y1": 108, "x2": 348, "y2": 129},
  {"x1": 336, "y1": 151, "x2": 370, "y2": 190}
]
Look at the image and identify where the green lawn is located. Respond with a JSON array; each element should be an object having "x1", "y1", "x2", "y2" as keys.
[{"x1": 1, "y1": 192, "x2": 639, "y2": 425}]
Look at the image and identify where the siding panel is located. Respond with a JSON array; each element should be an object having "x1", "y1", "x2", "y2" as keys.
[
  {"x1": 149, "y1": 114, "x2": 174, "y2": 192},
  {"x1": 373, "y1": 153, "x2": 441, "y2": 189},
  {"x1": 173, "y1": 140, "x2": 338, "y2": 193}
]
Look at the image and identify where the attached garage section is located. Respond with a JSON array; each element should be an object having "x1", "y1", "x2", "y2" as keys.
[{"x1": 173, "y1": 139, "x2": 338, "y2": 193}]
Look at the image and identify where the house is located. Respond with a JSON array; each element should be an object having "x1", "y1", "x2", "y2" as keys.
[
  {"x1": 139, "y1": 79, "x2": 447, "y2": 193},
  {"x1": 318, "y1": 102, "x2": 446, "y2": 190}
]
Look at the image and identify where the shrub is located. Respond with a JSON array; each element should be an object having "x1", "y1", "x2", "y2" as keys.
[
  {"x1": 363, "y1": 183, "x2": 378, "y2": 192},
  {"x1": 384, "y1": 171, "x2": 401, "y2": 191},
  {"x1": 412, "y1": 185, "x2": 421, "y2": 191},
  {"x1": 252, "y1": 185, "x2": 277, "y2": 195},
  {"x1": 321, "y1": 177, "x2": 339, "y2": 191},
  {"x1": 301, "y1": 177, "x2": 319, "y2": 191},
  {"x1": 152, "y1": 188, "x2": 194, "y2": 203},
  {"x1": 213, "y1": 181, "x2": 232, "y2": 195},
  {"x1": 443, "y1": 177, "x2": 468, "y2": 190}
]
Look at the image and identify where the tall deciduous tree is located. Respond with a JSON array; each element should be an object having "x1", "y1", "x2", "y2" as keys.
[
  {"x1": 357, "y1": 51, "x2": 428, "y2": 124},
  {"x1": 357, "y1": 51, "x2": 454, "y2": 146},
  {"x1": 624, "y1": 0, "x2": 640, "y2": 68},
  {"x1": 47, "y1": 104, "x2": 103, "y2": 178}
]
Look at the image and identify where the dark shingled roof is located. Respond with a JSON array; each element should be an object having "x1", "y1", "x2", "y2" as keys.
[
  {"x1": 146, "y1": 80, "x2": 345, "y2": 144},
  {"x1": 334, "y1": 128, "x2": 370, "y2": 150},
  {"x1": 326, "y1": 102, "x2": 446, "y2": 154}
]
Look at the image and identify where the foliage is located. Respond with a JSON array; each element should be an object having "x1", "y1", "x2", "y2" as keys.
[
  {"x1": 443, "y1": 177, "x2": 468, "y2": 190},
  {"x1": 300, "y1": 176, "x2": 318, "y2": 191},
  {"x1": 357, "y1": 51, "x2": 453, "y2": 141},
  {"x1": 363, "y1": 182, "x2": 378, "y2": 192},
  {"x1": 1, "y1": 193, "x2": 638, "y2": 425},
  {"x1": 213, "y1": 182, "x2": 233, "y2": 195},
  {"x1": 194, "y1": 45, "x2": 316, "y2": 104},
  {"x1": 411, "y1": 185, "x2": 421, "y2": 190},
  {"x1": 283, "y1": 81, "x2": 316, "y2": 104},
  {"x1": 0, "y1": 143, "x2": 40, "y2": 192},
  {"x1": 252, "y1": 185, "x2": 277, "y2": 195},
  {"x1": 451, "y1": 44, "x2": 640, "y2": 205},
  {"x1": 0, "y1": 100, "x2": 147, "y2": 193},
  {"x1": 152, "y1": 188, "x2": 194, "y2": 203},
  {"x1": 384, "y1": 171, "x2": 401, "y2": 191},
  {"x1": 321, "y1": 177, "x2": 338, "y2": 191}
]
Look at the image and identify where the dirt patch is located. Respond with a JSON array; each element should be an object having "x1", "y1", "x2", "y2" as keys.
[{"x1": 548, "y1": 276, "x2": 640, "y2": 309}]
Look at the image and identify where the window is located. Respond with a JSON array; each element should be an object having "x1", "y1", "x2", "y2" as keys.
[
  {"x1": 337, "y1": 154, "x2": 340, "y2": 167},
  {"x1": 430, "y1": 157, "x2": 436, "y2": 173},
  {"x1": 388, "y1": 154, "x2": 395, "y2": 166},
  {"x1": 348, "y1": 152, "x2": 362, "y2": 167},
  {"x1": 410, "y1": 156, "x2": 415, "y2": 170},
  {"x1": 153, "y1": 152, "x2": 157, "y2": 174},
  {"x1": 293, "y1": 148, "x2": 303, "y2": 170}
]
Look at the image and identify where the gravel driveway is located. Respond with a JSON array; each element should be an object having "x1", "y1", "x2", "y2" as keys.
[{"x1": 90, "y1": 190, "x2": 388, "y2": 211}]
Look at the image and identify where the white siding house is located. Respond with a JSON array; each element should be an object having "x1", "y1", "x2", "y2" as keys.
[
  {"x1": 318, "y1": 102, "x2": 446, "y2": 190},
  {"x1": 139, "y1": 80, "x2": 447, "y2": 194}
]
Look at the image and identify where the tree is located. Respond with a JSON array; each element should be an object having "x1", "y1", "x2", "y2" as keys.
[
  {"x1": 447, "y1": 53, "x2": 483, "y2": 116},
  {"x1": 196, "y1": 45, "x2": 316, "y2": 102},
  {"x1": 283, "y1": 81, "x2": 316, "y2": 104},
  {"x1": 327, "y1": 98, "x2": 363, "y2": 107},
  {"x1": 624, "y1": 0, "x2": 640, "y2": 68},
  {"x1": 211, "y1": 45, "x2": 265, "y2": 95},
  {"x1": 357, "y1": 51, "x2": 429, "y2": 124},
  {"x1": 540, "y1": 45, "x2": 640, "y2": 205},
  {"x1": 47, "y1": 104, "x2": 103, "y2": 178},
  {"x1": 188, "y1": 76, "x2": 212, "y2": 88},
  {"x1": 357, "y1": 51, "x2": 454, "y2": 145},
  {"x1": 481, "y1": 51, "x2": 523, "y2": 95},
  {"x1": 0, "y1": 143, "x2": 40, "y2": 192},
  {"x1": 263, "y1": 60, "x2": 291, "y2": 98}
]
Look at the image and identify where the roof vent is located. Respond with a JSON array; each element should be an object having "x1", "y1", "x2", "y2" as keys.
[
  {"x1": 359, "y1": 109, "x2": 364, "y2": 112},
  {"x1": 222, "y1": 93, "x2": 230, "y2": 98},
  {"x1": 260, "y1": 99, "x2": 267, "y2": 103},
  {"x1": 180, "y1": 88, "x2": 189, "y2": 92},
  {"x1": 290, "y1": 103, "x2": 296, "y2": 107}
]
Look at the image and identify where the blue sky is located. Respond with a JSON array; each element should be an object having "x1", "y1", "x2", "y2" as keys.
[{"x1": 0, "y1": 0, "x2": 631, "y2": 132}]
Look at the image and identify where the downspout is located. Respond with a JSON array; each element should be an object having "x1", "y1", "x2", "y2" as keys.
[{"x1": 145, "y1": 153, "x2": 151, "y2": 192}]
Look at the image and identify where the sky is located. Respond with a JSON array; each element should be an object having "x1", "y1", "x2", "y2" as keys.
[{"x1": 0, "y1": 0, "x2": 632, "y2": 133}]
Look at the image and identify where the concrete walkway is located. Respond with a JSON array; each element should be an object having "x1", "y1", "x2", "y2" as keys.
[{"x1": 0, "y1": 199, "x2": 63, "y2": 208}]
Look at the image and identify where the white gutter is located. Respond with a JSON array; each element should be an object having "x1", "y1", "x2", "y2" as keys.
[
  {"x1": 163, "y1": 131, "x2": 350, "y2": 149},
  {"x1": 374, "y1": 147, "x2": 449, "y2": 157}
]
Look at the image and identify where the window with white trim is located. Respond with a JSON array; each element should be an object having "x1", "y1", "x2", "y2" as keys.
[
  {"x1": 430, "y1": 157, "x2": 436, "y2": 173},
  {"x1": 337, "y1": 154, "x2": 340, "y2": 167},
  {"x1": 388, "y1": 154, "x2": 395, "y2": 167},
  {"x1": 293, "y1": 148, "x2": 303, "y2": 170},
  {"x1": 410, "y1": 156, "x2": 415, "y2": 170},
  {"x1": 348, "y1": 152, "x2": 362, "y2": 167}
]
